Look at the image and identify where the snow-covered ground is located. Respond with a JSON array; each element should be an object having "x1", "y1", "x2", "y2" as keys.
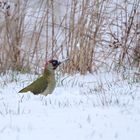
[{"x1": 0, "y1": 72, "x2": 140, "y2": 140}]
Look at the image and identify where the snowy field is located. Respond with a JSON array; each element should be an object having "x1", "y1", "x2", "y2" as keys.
[{"x1": 0, "y1": 72, "x2": 140, "y2": 140}]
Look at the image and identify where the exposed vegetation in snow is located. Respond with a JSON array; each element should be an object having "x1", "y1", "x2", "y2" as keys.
[{"x1": 0, "y1": 0, "x2": 140, "y2": 140}]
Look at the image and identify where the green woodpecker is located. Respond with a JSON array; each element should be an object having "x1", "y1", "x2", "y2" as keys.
[{"x1": 19, "y1": 59, "x2": 62, "y2": 96}]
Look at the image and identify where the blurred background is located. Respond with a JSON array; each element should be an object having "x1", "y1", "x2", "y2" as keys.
[{"x1": 0, "y1": 0, "x2": 139, "y2": 75}]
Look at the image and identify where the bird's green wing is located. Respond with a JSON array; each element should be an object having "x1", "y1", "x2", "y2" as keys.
[{"x1": 19, "y1": 76, "x2": 48, "y2": 95}]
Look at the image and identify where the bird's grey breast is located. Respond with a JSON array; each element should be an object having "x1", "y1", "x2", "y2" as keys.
[{"x1": 42, "y1": 74, "x2": 56, "y2": 96}]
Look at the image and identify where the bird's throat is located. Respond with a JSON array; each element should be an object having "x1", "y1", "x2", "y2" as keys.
[{"x1": 44, "y1": 63, "x2": 54, "y2": 75}]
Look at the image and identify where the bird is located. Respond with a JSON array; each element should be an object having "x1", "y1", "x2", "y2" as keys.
[{"x1": 19, "y1": 59, "x2": 62, "y2": 96}]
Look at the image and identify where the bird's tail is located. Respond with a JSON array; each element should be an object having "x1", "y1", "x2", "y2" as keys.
[{"x1": 18, "y1": 87, "x2": 29, "y2": 93}]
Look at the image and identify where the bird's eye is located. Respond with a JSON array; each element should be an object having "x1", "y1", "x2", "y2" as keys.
[
  {"x1": 53, "y1": 61, "x2": 57, "y2": 64},
  {"x1": 52, "y1": 61, "x2": 58, "y2": 66}
]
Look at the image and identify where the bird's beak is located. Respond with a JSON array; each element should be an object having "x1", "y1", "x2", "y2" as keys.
[
  {"x1": 58, "y1": 61, "x2": 61, "y2": 65},
  {"x1": 60, "y1": 58, "x2": 69, "y2": 64}
]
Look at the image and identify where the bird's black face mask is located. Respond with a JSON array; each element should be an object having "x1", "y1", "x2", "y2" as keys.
[{"x1": 49, "y1": 60, "x2": 61, "y2": 70}]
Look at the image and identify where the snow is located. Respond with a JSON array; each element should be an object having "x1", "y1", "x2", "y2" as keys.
[{"x1": 0, "y1": 72, "x2": 140, "y2": 140}]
